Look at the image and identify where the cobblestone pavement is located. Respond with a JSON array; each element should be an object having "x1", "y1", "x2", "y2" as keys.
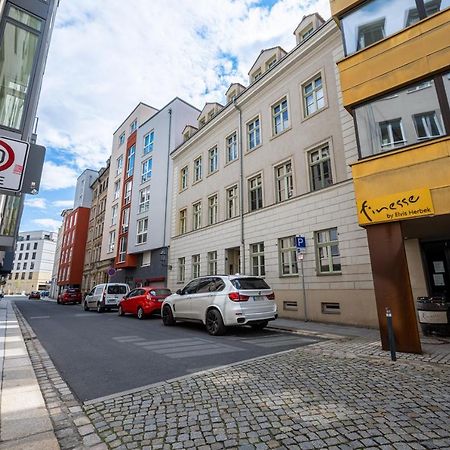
[
  {"x1": 15, "y1": 305, "x2": 106, "y2": 450},
  {"x1": 83, "y1": 340, "x2": 450, "y2": 450}
]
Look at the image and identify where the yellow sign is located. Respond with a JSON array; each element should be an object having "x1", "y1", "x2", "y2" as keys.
[{"x1": 357, "y1": 189, "x2": 434, "y2": 225}]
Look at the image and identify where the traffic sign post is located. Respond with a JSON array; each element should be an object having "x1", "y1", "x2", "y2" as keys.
[
  {"x1": 295, "y1": 235, "x2": 308, "y2": 322},
  {"x1": 0, "y1": 137, "x2": 30, "y2": 193}
]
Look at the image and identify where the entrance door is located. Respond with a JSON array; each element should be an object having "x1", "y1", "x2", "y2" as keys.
[
  {"x1": 225, "y1": 247, "x2": 240, "y2": 275},
  {"x1": 421, "y1": 240, "x2": 450, "y2": 299}
]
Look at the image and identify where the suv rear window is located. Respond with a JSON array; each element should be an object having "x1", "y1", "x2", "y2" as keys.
[
  {"x1": 231, "y1": 278, "x2": 271, "y2": 290},
  {"x1": 107, "y1": 285, "x2": 127, "y2": 294}
]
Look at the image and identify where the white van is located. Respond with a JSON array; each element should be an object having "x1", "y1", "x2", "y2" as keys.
[{"x1": 83, "y1": 283, "x2": 130, "y2": 312}]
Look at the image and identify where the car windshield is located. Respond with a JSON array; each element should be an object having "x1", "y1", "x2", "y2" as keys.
[
  {"x1": 149, "y1": 289, "x2": 171, "y2": 296},
  {"x1": 231, "y1": 278, "x2": 271, "y2": 290},
  {"x1": 107, "y1": 285, "x2": 127, "y2": 294}
]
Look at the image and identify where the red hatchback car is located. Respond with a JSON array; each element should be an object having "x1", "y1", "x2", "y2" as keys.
[
  {"x1": 118, "y1": 287, "x2": 171, "y2": 319},
  {"x1": 57, "y1": 288, "x2": 82, "y2": 305}
]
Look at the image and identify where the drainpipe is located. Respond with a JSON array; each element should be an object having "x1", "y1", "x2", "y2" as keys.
[
  {"x1": 162, "y1": 108, "x2": 172, "y2": 256},
  {"x1": 233, "y1": 99, "x2": 245, "y2": 274}
]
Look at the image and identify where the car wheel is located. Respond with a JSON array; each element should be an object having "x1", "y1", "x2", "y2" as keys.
[
  {"x1": 84, "y1": 301, "x2": 89, "y2": 311},
  {"x1": 206, "y1": 309, "x2": 226, "y2": 336},
  {"x1": 96, "y1": 303, "x2": 104, "y2": 313},
  {"x1": 57, "y1": 298, "x2": 60, "y2": 304},
  {"x1": 118, "y1": 305, "x2": 124, "y2": 316},
  {"x1": 137, "y1": 307, "x2": 145, "y2": 320},
  {"x1": 162, "y1": 305, "x2": 176, "y2": 326},
  {"x1": 250, "y1": 320, "x2": 269, "y2": 330}
]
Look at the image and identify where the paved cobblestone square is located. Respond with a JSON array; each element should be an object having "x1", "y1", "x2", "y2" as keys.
[{"x1": 84, "y1": 342, "x2": 450, "y2": 449}]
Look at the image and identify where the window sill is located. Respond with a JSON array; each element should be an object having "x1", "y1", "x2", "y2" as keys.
[
  {"x1": 224, "y1": 158, "x2": 239, "y2": 167},
  {"x1": 316, "y1": 271, "x2": 342, "y2": 277},
  {"x1": 246, "y1": 143, "x2": 262, "y2": 154},
  {"x1": 279, "y1": 273, "x2": 299, "y2": 278},
  {"x1": 206, "y1": 170, "x2": 218, "y2": 178},
  {"x1": 301, "y1": 105, "x2": 327, "y2": 123},
  {"x1": 192, "y1": 179, "x2": 203, "y2": 186},
  {"x1": 270, "y1": 126, "x2": 292, "y2": 141},
  {"x1": 179, "y1": 187, "x2": 188, "y2": 194}
]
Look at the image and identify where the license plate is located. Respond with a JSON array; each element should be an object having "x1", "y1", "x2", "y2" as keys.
[{"x1": 252, "y1": 296, "x2": 263, "y2": 301}]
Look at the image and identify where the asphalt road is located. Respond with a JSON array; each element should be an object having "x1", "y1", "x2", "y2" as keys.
[{"x1": 13, "y1": 297, "x2": 322, "y2": 402}]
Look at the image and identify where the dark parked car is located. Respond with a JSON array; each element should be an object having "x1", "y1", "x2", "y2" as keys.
[
  {"x1": 29, "y1": 291, "x2": 41, "y2": 300},
  {"x1": 57, "y1": 288, "x2": 82, "y2": 305}
]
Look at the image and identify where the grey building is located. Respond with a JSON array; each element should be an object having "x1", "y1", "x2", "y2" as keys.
[
  {"x1": 74, "y1": 169, "x2": 98, "y2": 209},
  {"x1": 0, "y1": 0, "x2": 59, "y2": 275}
]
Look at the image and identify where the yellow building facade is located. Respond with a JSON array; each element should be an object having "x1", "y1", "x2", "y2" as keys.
[{"x1": 330, "y1": 0, "x2": 450, "y2": 353}]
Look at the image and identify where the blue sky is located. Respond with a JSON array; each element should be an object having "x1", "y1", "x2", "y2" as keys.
[{"x1": 20, "y1": 0, "x2": 330, "y2": 232}]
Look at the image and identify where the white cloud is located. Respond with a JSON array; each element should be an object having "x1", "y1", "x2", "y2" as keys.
[
  {"x1": 52, "y1": 200, "x2": 74, "y2": 208},
  {"x1": 24, "y1": 198, "x2": 47, "y2": 209},
  {"x1": 37, "y1": 0, "x2": 331, "y2": 172},
  {"x1": 40, "y1": 161, "x2": 79, "y2": 191},
  {"x1": 32, "y1": 218, "x2": 62, "y2": 232}
]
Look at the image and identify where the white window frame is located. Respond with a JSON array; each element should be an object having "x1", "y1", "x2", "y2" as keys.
[
  {"x1": 379, "y1": 118, "x2": 406, "y2": 149},
  {"x1": 124, "y1": 180, "x2": 132, "y2": 205},
  {"x1": 275, "y1": 160, "x2": 294, "y2": 202},
  {"x1": 303, "y1": 74, "x2": 325, "y2": 117},
  {"x1": 126, "y1": 145, "x2": 135, "y2": 177},
  {"x1": 180, "y1": 166, "x2": 188, "y2": 191},
  {"x1": 250, "y1": 242, "x2": 265, "y2": 276},
  {"x1": 130, "y1": 119, "x2": 138, "y2": 133},
  {"x1": 113, "y1": 180, "x2": 120, "y2": 200},
  {"x1": 315, "y1": 227, "x2": 341, "y2": 274},
  {"x1": 247, "y1": 116, "x2": 261, "y2": 150},
  {"x1": 192, "y1": 254, "x2": 200, "y2": 279},
  {"x1": 192, "y1": 201, "x2": 202, "y2": 230},
  {"x1": 179, "y1": 208, "x2": 187, "y2": 235},
  {"x1": 207, "y1": 251, "x2": 218, "y2": 275},
  {"x1": 143, "y1": 130, "x2": 154, "y2": 155},
  {"x1": 194, "y1": 156, "x2": 202, "y2": 182},
  {"x1": 279, "y1": 236, "x2": 298, "y2": 276},
  {"x1": 272, "y1": 96, "x2": 289, "y2": 135},
  {"x1": 139, "y1": 187, "x2": 151, "y2": 213},
  {"x1": 208, "y1": 146, "x2": 218, "y2": 174},
  {"x1": 111, "y1": 204, "x2": 118, "y2": 226},
  {"x1": 119, "y1": 133, "x2": 125, "y2": 146},
  {"x1": 226, "y1": 184, "x2": 239, "y2": 219},
  {"x1": 178, "y1": 257, "x2": 186, "y2": 283},
  {"x1": 118, "y1": 237, "x2": 127, "y2": 262},
  {"x1": 136, "y1": 218, "x2": 148, "y2": 245},
  {"x1": 122, "y1": 208, "x2": 130, "y2": 232},
  {"x1": 208, "y1": 194, "x2": 218, "y2": 225},
  {"x1": 413, "y1": 111, "x2": 444, "y2": 140},
  {"x1": 308, "y1": 144, "x2": 333, "y2": 191},
  {"x1": 226, "y1": 132, "x2": 238, "y2": 163},
  {"x1": 248, "y1": 173, "x2": 263, "y2": 212},
  {"x1": 142, "y1": 158, "x2": 152, "y2": 183},
  {"x1": 116, "y1": 155, "x2": 123, "y2": 177}
]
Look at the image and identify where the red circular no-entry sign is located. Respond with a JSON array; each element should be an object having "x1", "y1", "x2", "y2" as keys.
[{"x1": 0, "y1": 139, "x2": 15, "y2": 172}]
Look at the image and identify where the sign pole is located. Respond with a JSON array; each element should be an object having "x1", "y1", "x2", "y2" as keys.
[{"x1": 299, "y1": 253, "x2": 308, "y2": 322}]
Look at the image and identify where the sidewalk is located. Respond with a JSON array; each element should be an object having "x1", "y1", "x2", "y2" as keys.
[{"x1": 0, "y1": 299, "x2": 59, "y2": 449}]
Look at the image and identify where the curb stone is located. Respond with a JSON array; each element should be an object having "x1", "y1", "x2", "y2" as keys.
[{"x1": 13, "y1": 303, "x2": 107, "y2": 450}]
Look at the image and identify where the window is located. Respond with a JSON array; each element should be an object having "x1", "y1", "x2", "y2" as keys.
[
  {"x1": 309, "y1": 145, "x2": 333, "y2": 191},
  {"x1": 130, "y1": 119, "x2": 138, "y2": 133},
  {"x1": 21, "y1": 272, "x2": 25, "y2": 280},
  {"x1": 108, "y1": 231, "x2": 115, "y2": 253},
  {"x1": 208, "y1": 194, "x2": 218, "y2": 225},
  {"x1": 250, "y1": 242, "x2": 265, "y2": 276},
  {"x1": 28, "y1": 272, "x2": 33, "y2": 280},
  {"x1": 118, "y1": 237, "x2": 127, "y2": 262},
  {"x1": 194, "y1": 157, "x2": 202, "y2": 182},
  {"x1": 266, "y1": 56, "x2": 277, "y2": 70},
  {"x1": 301, "y1": 26, "x2": 314, "y2": 40},
  {"x1": 192, "y1": 254, "x2": 200, "y2": 278},
  {"x1": 136, "y1": 218, "x2": 148, "y2": 245},
  {"x1": 0, "y1": 5, "x2": 43, "y2": 130},
  {"x1": 111, "y1": 205, "x2": 118, "y2": 225},
  {"x1": 247, "y1": 117, "x2": 261, "y2": 150},
  {"x1": 315, "y1": 228, "x2": 341, "y2": 274},
  {"x1": 33, "y1": 242, "x2": 37, "y2": 250},
  {"x1": 406, "y1": 0, "x2": 442, "y2": 26},
  {"x1": 119, "y1": 133, "x2": 125, "y2": 146},
  {"x1": 279, "y1": 236, "x2": 298, "y2": 276},
  {"x1": 193, "y1": 202, "x2": 202, "y2": 230},
  {"x1": 178, "y1": 257, "x2": 186, "y2": 283},
  {"x1": 303, "y1": 75, "x2": 324, "y2": 117},
  {"x1": 272, "y1": 97, "x2": 289, "y2": 135},
  {"x1": 413, "y1": 112, "x2": 444, "y2": 140},
  {"x1": 180, "y1": 166, "x2": 188, "y2": 190},
  {"x1": 226, "y1": 185, "x2": 239, "y2": 219},
  {"x1": 18, "y1": 253, "x2": 22, "y2": 260},
  {"x1": 275, "y1": 161, "x2": 293, "y2": 202},
  {"x1": 126, "y1": 145, "x2": 135, "y2": 177},
  {"x1": 23, "y1": 262, "x2": 27, "y2": 270},
  {"x1": 139, "y1": 187, "x2": 151, "y2": 213},
  {"x1": 16, "y1": 263, "x2": 20, "y2": 270},
  {"x1": 32, "y1": 252, "x2": 36, "y2": 259},
  {"x1": 252, "y1": 69, "x2": 262, "y2": 82},
  {"x1": 248, "y1": 174, "x2": 263, "y2": 211},
  {"x1": 208, "y1": 146, "x2": 218, "y2": 174},
  {"x1": 20, "y1": 244, "x2": 24, "y2": 251},
  {"x1": 341, "y1": 0, "x2": 416, "y2": 55},
  {"x1": 407, "y1": 81, "x2": 432, "y2": 93},
  {"x1": 207, "y1": 251, "x2": 218, "y2": 275},
  {"x1": 15, "y1": 273, "x2": 19, "y2": 280},
  {"x1": 379, "y1": 119, "x2": 405, "y2": 149},
  {"x1": 179, "y1": 208, "x2": 187, "y2": 234},
  {"x1": 142, "y1": 158, "x2": 152, "y2": 183},
  {"x1": 26, "y1": 243, "x2": 30, "y2": 250},
  {"x1": 122, "y1": 208, "x2": 130, "y2": 232},
  {"x1": 226, "y1": 132, "x2": 238, "y2": 162},
  {"x1": 114, "y1": 180, "x2": 120, "y2": 200},
  {"x1": 143, "y1": 131, "x2": 154, "y2": 155},
  {"x1": 124, "y1": 181, "x2": 132, "y2": 205},
  {"x1": 30, "y1": 262, "x2": 34, "y2": 270},
  {"x1": 116, "y1": 155, "x2": 123, "y2": 176}
]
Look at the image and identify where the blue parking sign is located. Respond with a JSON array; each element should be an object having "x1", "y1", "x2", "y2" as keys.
[{"x1": 295, "y1": 235, "x2": 306, "y2": 252}]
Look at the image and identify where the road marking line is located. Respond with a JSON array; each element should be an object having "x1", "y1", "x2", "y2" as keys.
[
  {"x1": 165, "y1": 347, "x2": 244, "y2": 358},
  {"x1": 112, "y1": 336, "x2": 147, "y2": 342},
  {"x1": 152, "y1": 343, "x2": 241, "y2": 354},
  {"x1": 133, "y1": 337, "x2": 206, "y2": 346},
  {"x1": 29, "y1": 316, "x2": 50, "y2": 319},
  {"x1": 135, "y1": 339, "x2": 207, "y2": 349}
]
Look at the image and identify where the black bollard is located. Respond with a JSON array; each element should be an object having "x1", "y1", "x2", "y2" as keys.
[{"x1": 386, "y1": 307, "x2": 396, "y2": 361}]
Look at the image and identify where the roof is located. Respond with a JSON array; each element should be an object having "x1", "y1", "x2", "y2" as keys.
[
  {"x1": 113, "y1": 102, "x2": 159, "y2": 136},
  {"x1": 248, "y1": 46, "x2": 286, "y2": 74}
]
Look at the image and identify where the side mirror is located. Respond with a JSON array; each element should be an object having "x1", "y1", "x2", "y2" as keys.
[{"x1": 176, "y1": 289, "x2": 182, "y2": 295}]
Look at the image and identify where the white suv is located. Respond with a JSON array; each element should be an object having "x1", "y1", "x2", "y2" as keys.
[{"x1": 162, "y1": 275, "x2": 277, "y2": 335}]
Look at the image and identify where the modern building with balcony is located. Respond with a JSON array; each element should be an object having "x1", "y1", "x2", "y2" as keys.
[
  {"x1": 329, "y1": 0, "x2": 450, "y2": 352},
  {"x1": 167, "y1": 15, "x2": 378, "y2": 327}
]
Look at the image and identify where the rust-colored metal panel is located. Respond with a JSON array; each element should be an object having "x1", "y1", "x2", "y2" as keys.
[
  {"x1": 330, "y1": 0, "x2": 362, "y2": 18},
  {"x1": 366, "y1": 222, "x2": 422, "y2": 354}
]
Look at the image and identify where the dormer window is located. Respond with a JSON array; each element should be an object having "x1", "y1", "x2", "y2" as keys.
[
  {"x1": 208, "y1": 110, "x2": 215, "y2": 121},
  {"x1": 227, "y1": 90, "x2": 236, "y2": 103},
  {"x1": 199, "y1": 117, "x2": 206, "y2": 128},
  {"x1": 183, "y1": 131, "x2": 190, "y2": 142},
  {"x1": 301, "y1": 26, "x2": 314, "y2": 40},
  {"x1": 266, "y1": 57, "x2": 277, "y2": 70},
  {"x1": 252, "y1": 69, "x2": 262, "y2": 82}
]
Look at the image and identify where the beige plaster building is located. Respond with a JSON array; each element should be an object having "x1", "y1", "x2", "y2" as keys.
[{"x1": 168, "y1": 15, "x2": 378, "y2": 327}]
